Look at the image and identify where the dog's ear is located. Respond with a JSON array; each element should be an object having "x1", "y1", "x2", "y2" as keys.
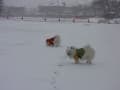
[
  {"x1": 70, "y1": 46, "x2": 75, "y2": 50},
  {"x1": 84, "y1": 44, "x2": 91, "y2": 48}
]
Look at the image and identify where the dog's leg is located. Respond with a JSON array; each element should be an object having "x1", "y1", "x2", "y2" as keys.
[
  {"x1": 74, "y1": 55, "x2": 79, "y2": 64},
  {"x1": 86, "y1": 59, "x2": 92, "y2": 64}
]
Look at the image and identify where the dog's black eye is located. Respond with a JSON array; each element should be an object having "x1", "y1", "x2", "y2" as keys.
[
  {"x1": 67, "y1": 52, "x2": 69, "y2": 55},
  {"x1": 67, "y1": 52, "x2": 70, "y2": 55},
  {"x1": 67, "y1": 52, "x2": 72, "y2": 56}
]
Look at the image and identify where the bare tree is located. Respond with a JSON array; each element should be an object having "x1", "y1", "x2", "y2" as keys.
[
  {"x1": 0, "y1": 0, "x2": 3, "y2": 16},
  {"x1": 92, "y1": 0, "x2": 120, "y2": 19},
  {"x1": 62, "y1": 2, "x2": 66, "y2": 7},
  {"x1": 71, "y1": 4, "x2": 82, "y2": 17}
]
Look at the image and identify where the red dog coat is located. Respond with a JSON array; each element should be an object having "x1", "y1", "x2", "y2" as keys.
[{"x1": 46, "y1": 37, "x2": 55, "y2": 46}]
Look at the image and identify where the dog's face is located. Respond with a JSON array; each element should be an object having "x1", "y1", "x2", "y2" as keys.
[{"x1": 66, "y1": 46, "x2": 76, "y2": 58}]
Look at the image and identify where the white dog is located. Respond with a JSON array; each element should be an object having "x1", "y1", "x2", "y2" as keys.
[{"x1": 66, "y1": 45, "x2": 95, "y2": 64}]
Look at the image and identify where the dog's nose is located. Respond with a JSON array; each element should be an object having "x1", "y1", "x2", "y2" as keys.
[{"x1": 67, "y1": 52, "x2": 71, "y2": 56}]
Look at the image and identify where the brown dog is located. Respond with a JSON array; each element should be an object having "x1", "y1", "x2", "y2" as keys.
[{"x1": 46, "y1": 35, "x2": 60, "y2": 47}]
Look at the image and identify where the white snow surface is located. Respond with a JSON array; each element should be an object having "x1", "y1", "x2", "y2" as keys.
[{"x1": 0, "y1": 19, "x2": 120, "y2": 90}]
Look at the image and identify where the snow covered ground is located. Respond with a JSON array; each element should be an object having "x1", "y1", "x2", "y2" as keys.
[{"x1": 0, "y1": 19, "x2": 120, "y2": 90}]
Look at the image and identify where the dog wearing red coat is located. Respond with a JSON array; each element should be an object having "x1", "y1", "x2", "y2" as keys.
[{"x1": 46, "y1": 35, "x2": 60, "y2": 47}]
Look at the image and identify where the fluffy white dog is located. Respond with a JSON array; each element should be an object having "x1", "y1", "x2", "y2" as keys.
[{"x1": 66, "y1": 45, "x2": 95, "y2": 64}]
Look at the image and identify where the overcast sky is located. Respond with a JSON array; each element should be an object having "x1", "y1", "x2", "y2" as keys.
[{"x1": 4, "y1": 0, "x2": 93, "y2": 8}]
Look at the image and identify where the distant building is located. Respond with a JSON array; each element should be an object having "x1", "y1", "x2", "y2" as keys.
[
  {"x1": 38, "y1": 6, "x2": 74, "y2": 18},
  {"x1": 38, "y1": 5, "x2": 102, "y2": 18}
]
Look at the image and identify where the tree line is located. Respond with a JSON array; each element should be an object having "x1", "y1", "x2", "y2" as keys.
[
  {"x1": 91, "y1": 0, "x2": 120, "y2": 19},
  {"x1": 0, "y1": 0, "x2": 3, "y2": 16}
]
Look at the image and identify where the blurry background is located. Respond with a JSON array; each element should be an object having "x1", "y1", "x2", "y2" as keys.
[{"x1": 0, "y1": 0, "x2": 120, "y2": 21}]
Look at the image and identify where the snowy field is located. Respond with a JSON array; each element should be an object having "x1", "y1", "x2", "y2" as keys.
[{"x1": 0, "y1": 19, "x2": 120, "y2": 90}]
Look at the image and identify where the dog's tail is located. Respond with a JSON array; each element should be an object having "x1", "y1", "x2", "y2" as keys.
[{"x1": 84, "y1": 44, "x2": 95, "y2": 60}]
